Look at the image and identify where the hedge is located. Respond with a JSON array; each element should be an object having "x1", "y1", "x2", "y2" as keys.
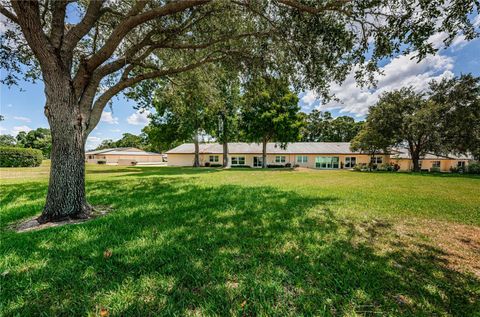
[{"x1": 0, "y1": 147, "x2": 43, "y2": 167}]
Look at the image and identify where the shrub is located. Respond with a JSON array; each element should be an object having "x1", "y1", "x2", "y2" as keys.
[
  {"x1": 231, "y1": 165, "x2": 251, "y2": 168},
  {"x1": 210, "y1": 164, "x2": 223, "y2": 167},
  {"x1": 430, "y1": 167, "x2": 441, "y2": 173},
  {"x1": 353, "y1": 164, "x2": 362, "y2": 171},
  {"x1": 378, "y1": 162, "x2": 399, "y2": 172},
  {"x1": 466, "y1": 162, "x2": 480, "y2": 174},
  {"x1": 204, "y1": 162, "x2": 210, "y2": 167},
  {"x1": 267, "y1": 164, "x2": 286, "y2": 168},
  {"x1": 97, "y1": 160, "x2": 106, "y2": 164},
  {"x1": 285, "y1": 163, "x2": 292, "y2": 168},
  {"x1": 0, "y1": 147, "x2": 43, "y2": 167}
]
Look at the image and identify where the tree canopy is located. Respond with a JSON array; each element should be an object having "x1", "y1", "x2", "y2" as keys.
[
  {"x1": 352, "y1": 74, "x2": 480, "y2": 171},
  {"x1": 241, "y1": 76, "x2": 303, "y2": 167},
  {"x1": 1, "y1": 0, "x2": 478, "y2": 221},
  {"x1": 302, "y1": 110, "x2": 363, "y2": 142}
]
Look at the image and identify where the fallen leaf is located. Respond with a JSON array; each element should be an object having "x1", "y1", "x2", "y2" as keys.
[
  {"x1": 103, "y1": 249, "x2": 112, "y2": 259},
  {"x1": 100, "y1": 308, "x2": 109, "y2": 317}
]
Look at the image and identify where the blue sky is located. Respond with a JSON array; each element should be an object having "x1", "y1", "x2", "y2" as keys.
[{"x1": 1, "y1": 20, "x2": 479, "y2": 150}]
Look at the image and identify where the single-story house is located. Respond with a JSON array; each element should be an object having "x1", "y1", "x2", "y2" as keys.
[
  {"x1": 85, "y1": 147, "x2": 164, "y2": 165},
  {"x1": 165, "y1": 142, "x2": 472, "y2": 172}
]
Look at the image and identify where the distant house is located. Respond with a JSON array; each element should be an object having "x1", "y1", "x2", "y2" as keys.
[
  {"x1": 166, "y1": 142, "x2": 472, "y2": 172},
  {"x1": 85, "y1": 147, "x2": 164, "y2": 165}
]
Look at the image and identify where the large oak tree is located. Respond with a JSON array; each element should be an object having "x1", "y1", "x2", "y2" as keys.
[{"x1": 0, "y1": 0, "x2": 477, "y2": 222}]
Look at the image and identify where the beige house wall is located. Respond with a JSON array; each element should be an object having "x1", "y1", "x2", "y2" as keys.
[
  {"x1": 86, "y1": 154, "x2": 163, "y2": 164},
  {"x1": 168, "y1": 153, "x2": 393, "y2": 169},
  {"x1": 390, "y1": 158, "x2": 469, "y2": 172}
]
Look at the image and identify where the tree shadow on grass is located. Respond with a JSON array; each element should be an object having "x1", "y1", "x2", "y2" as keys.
[
  {"x1": 0, "y1": 177, "x2": 479, "y2": 316},
  {"x1": 87, "y1": 166, "x2": 222, "y2": 177}
]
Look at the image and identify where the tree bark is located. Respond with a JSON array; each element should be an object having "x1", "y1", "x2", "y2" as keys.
[
  {"x1": 262, "y1": 138, "x2": 267, "y2": 168},
  {"x1": 38, "y1": 84, "x2": 91, "y2": 223},
  {"x1": 222, "y1": 142, "x2": 229, "y2": 168},
  {"x1": 411, "y1": 152, "x2": 421, "y2": 172},
  {"x1": 220, "y1": 111, "x2": 229, "y2": 168},
  {"x1": 193, "y1": 133, "x2": 200, "y2": 167}
]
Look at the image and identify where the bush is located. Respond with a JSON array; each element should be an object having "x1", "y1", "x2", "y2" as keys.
[
  {"x1": 267, "y1": 164, "x2": 286, "y2": 168},
  {"x1": 231, "y1": 165, "x2": 251, "y2": 168},
  {"x1": 378, "y1": 162, "x2": 399, "y2": 172},
  {"x1": 204, "y1": 162, "x2": 210, "y2": 167},
  {"x1": 0, "y1": 147, "x2": 43, "y2": 167},
  {"x1": 97, "y1": 160, "x2": 106, "y2": 164},
  {"x1": 466, "y1": 162, "x2": 480, "y2": 174},
  {"x1": 285, "y1": 163, "x2": 292, "y2": 168},
  {"x1": 430, "y1": 167, "x2": 441, "y2": 173},
  {"x1": 209, "y1": 163, "x2": 223, "y2": 167}
]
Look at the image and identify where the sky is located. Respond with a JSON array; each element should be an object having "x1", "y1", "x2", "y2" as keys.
[{"x1": 1, "y1": 16, "x2": 479, "y2": 150}]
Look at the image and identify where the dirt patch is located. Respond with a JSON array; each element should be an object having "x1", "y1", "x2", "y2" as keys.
[
  {"x1": 402, "y1": 219, "x2": 480, "y2": 277},
  {"x1": 351, "y1": 218, "x2": 480, "y2": 278},
  {"x1": 15, "y1": 206, "x2": 112, "y2": 233}
]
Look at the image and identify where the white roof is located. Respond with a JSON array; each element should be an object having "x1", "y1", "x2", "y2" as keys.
[
  {"x1": 166, "y1": 142, "x2": 367, "y2": 154},
  {"x1": 390, "y1": 148, "x2": 472, "y2": 160},
  {"x1": 86, "y1": 147, "x2": 161, "y2": 156}
]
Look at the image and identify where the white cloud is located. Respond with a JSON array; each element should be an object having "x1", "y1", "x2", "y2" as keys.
[
  {"x1": 100, "y1": 111, "x2": 119, "y2": 124},
  {"x1": 86, "y1": 136, "x2": 102, "y2": 150},
  {"x1": 110, "y1": 128, "x2": 121, "y2": 133},
  {"x1": 11, "y1": 125, "x2": 32, "y2": 136},
  {"x1": 301, "y1": 51, "x2": 455, "y2": 117},
  {"x1": 13, "y1": 116, "x2": 31, "y2": 123},
  {"x1": 6, "y1": 103, "x2": 13, "y2": 108},
  {"x1": 127, "y1": 110, "x2": 150, "y2": 126}
]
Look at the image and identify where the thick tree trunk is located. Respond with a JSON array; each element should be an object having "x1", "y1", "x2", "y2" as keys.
[
  {"x1": 411, "y1": 153, "x2": 421, "y2": 172},
  {"x1": 38, "y1": 85, "x2": 91, "y2": 223},
  {"x1": 193, "y1": 133, "x2": 200, "y2": 167},
  {"x1": 262, "y1": 139, "x2": 267, "y2": 168}
]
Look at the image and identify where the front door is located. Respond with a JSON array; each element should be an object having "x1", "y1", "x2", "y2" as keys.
[{"x1": 253, "y1": 156, "x2": 263, "y2": 167}]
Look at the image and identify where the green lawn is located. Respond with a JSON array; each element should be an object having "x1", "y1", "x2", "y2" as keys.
[{"x1": 1, "y1": 163, "x2": 479, "y2": 316}]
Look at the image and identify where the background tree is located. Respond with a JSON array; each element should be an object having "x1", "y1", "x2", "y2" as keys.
[
  {"x1": 1, "y1": 0, "x2": 477, "y2": 222},
  {"x1": 211, "y1": 70, "x2": 242, "y2": 167},
  {"x1": 430, "y1": 74, "x2": 480, "y2": 160},
  {"x1": 358, "y1": 88, "x2": 443, "y2": 171},
  {"x1": 302, "y1": 110, "x2": 363, "y2": 142},
  {"x1": 147, "y1": 68, "x2": 218, "y2": 167},
  {"x1": 241, "y1": 76, "x2": 303, "y2": 168},
  {"x1": 350, "y1": 124, "x2": 392, "y2": 170},
  {"x1": 0, "y1": 134, "x2": 17, "y2": 147},
  {"x1": 94, "y1": 133, "x2": 150, "y2": 151},
  {"x1": 15, "y1": 128, "x2": 52, "y2": 158}
]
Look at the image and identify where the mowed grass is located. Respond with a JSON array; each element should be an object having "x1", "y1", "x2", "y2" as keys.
[{"x1": 1, "y1": 163, "x2": 479, "y2": 316}]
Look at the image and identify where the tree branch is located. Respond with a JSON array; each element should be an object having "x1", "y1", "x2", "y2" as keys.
[
  {"x1": 86, "y1": 53, "x2": 224, "y2": 134},
  {"x1": 0, "y1": 4, "x2": 19, "y2": 24},
  {"x1": 85, "y1": 0, "x2": 210, "y2": 72},
  {"x1": 277, "y1": 0, "x2": 352, "y2": 14},
  {"x1": 49, "y1": 0, "x2": 67, "y2": 48},
  {"x1": 62, "y1": 0, "x2": 105, "y2": 54}
]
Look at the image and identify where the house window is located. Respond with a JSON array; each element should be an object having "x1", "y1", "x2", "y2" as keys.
[
  {"x1": 209, "y1": 155, "x2": 219, "y2": 162},
  {"x1": 296, "y1": 155, "x2": 308, "y2": 163},
  {"x1": 371, "y1": 156, "x2": 383, "y2": 164},
  {"x1": 88, "y1": 155, "x2": 93, "y2": 159},
  {"x1": 432, "y1": 161, "x2": 440, "y2": 168},
  {"x1": 457, "y1": 161, "x2": 465, "y2": 168},
  {"x1": 231, "y1": 156, "x2": 245, "y2": 165},
  {"x1": 345, "y1": 157, "x2": 357, "y2": 168},
  {"x1": 315, "y1": 157, "x2": 340, "y2": 169},
  {"x1": 275, "y1": 156, "x2": 286, "y2": 163}
]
